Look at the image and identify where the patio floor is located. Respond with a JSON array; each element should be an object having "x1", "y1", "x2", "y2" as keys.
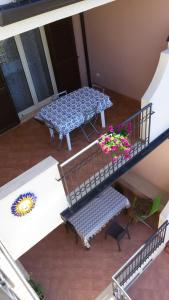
[
  {"x1": 0, "y1": 90, "x2": 140, "y2": 187},
  {"x1": 20, "y1": 214, "x2": 154, "y2": 300}
]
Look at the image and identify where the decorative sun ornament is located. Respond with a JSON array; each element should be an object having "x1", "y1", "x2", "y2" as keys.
[{"x1": 11, "y1": 193, "x2": 37, "y2": 217}]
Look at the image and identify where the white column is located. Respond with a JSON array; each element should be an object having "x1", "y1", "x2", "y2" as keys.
[{"x1": 39, "y1": 27, "x2": 58, "y2": 94}]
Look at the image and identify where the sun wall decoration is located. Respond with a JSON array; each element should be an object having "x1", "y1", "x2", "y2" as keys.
[{"x1": 11, "y1": 192, "x2": 37, "y2": 217}]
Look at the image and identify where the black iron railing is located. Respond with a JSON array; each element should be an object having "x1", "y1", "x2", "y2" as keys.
[
  {"x1": 0, "y1": 0, "x2": 42, "y2": 10},
  {"x1": 59, "y1": 103, "x2": 153, "y2": 207},
  {"x1": 113, "y1": 220, "x2": 168, "y2": 292},
  {"x1": 0, "y1": 0, "x2": 83, "y2": 26},
  {"x1": 0, "y1": 0, "x2": 77, "y2": 10}
]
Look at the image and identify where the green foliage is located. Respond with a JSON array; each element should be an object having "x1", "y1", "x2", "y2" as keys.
[{"x1": 28, "y1": 278, "x2": 45, "y2": 300}]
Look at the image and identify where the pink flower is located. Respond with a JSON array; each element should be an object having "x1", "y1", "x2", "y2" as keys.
[
  {"x1": 123, "y1": 141, "x2": 130, "y2": 147},
  {"x1": 112, "y1": 156, "x2": 118, "y2": 162},
  {"x1": 105, "y1": 136, "x2": 111, "y2": 142},
  {"x1": 120, "y1": 137, "x2": 126, "y2": 142},
  {"x1": 108, "y1": 125, "x2": 114, "y2": 133},
  {"x1": 111, "y1": 145, "x2": 118, "y2": 151},
  {"x1": 124, "y1": 154, "x2": 131, "y2": 160},
  {"x1": 123, "y1": 148, "x2": 131, "y2": 155},
  {"x1": 104, "y1": 149, "x2": 111, "y2": 154}
]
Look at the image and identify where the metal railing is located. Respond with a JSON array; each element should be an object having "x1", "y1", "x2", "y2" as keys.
[
  {"x1": 112, "y1": 220, "x2": 168, "y2": 299},
  {"x1": 59, "y1": 103, "x2": 153, "y2": 207},
  {"x1": 0, "y1": 0, "x2": 40, "y2": 10},
  {"x1": 112, "y1": 279, "x2": 132, "y2": 300},
  {"x1": 0, "y1": 0, "x2": 79, "y2": 10}
]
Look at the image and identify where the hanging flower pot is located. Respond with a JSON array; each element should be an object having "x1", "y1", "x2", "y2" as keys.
[{"x1": 98, "y1": 123, "x2": 132, "y2": 162}]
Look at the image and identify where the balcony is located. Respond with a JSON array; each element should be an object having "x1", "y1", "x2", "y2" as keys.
[
  {"x1": 59, "y1": 103, "x2": 153, "y2": 213},
  {"x1": 0, "y1": 0, "x2": 83, "y2": 26}
]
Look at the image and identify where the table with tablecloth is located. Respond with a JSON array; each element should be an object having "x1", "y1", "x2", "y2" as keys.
[
  {"x1": 67, "y1": 186, "x2": 130, "y2": 248},
  {"x1": 35, "y1": 87, "x2": 112, "y2": 150}
]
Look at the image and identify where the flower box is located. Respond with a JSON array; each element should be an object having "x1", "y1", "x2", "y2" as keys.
[{"x1": 98, "y1": 124, "x2": 132, "y2": 162}]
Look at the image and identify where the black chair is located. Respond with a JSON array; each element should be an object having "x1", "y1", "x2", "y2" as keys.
[
  {"x1": 80, "y1": 102, "x2": 100, "y2": 142},
  {"x1": 80, "y1": 83, "x2": 105, "y2": 142},
  {"x1": 105, "y1": 221, "x2": 131, "y2": 251}
]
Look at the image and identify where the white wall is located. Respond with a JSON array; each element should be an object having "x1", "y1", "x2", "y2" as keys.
[
  {"x1": 133, "y1": 140, "x2": 169, "y2": 195},
  {"x1": 141, "y1": 48, "x2": 169, "y2": 141},
  {"x1": 0, "y1": 156, "x2": 68, "y2": 260}
]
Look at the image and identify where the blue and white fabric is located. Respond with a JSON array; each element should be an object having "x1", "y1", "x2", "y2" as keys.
[
  {"x1": 35, "y1": 87, "x2": 112, "y2": 139},
  {"x1": 68, "y1": 186, "x2": 130, "y2": 248}
]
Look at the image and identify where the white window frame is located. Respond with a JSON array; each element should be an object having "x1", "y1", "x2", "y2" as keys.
[{"x1": 14, "y1": 27, "x2": 57, "y2": 120}]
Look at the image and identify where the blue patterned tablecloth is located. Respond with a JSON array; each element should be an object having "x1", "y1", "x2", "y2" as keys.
[
  {"x1": 36, "y1": 87, "x2": 112, "y2": 139},
  {"x1": 68, "y1": 186, "x2": 130, "y2": 248}
]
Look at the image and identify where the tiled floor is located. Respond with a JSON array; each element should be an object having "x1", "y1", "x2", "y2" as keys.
[
  {"x1": 1, "y1": 90, "x2": 168, "y2": 300},
  {"x1": 0, "y1": 90, "x2": 140, "y2": 187},
  {"x1": 128, "y1": 251, "x2": 169, "y2": 300},
  {"x1": 20, "y1": 214, "x2": 154, "y2": 300}
]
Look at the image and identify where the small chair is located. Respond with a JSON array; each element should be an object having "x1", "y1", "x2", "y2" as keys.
[
  {"x1": 92, "y1": 83, "x2": 105, "y2": 94},
  {"x1": 133, "y1": 195, "x2": 161, "y2": 228},
  {"x1": 51, "y1": 90, "x2": 67, "y2": 101},
  {"x1": 80, "y1": 102, "x2": 100, "y2": 142},
  {"x1": 105, "y1": 221, "x2": 131, "y2": 251}
]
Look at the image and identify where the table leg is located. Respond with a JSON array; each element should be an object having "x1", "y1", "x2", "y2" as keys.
[
  {"x1": 84, "y1": 238, "x2": 91, "y2": 249},
  {"x1": 66, "y1": 133, "x2": 72, "y2": 151},
  {"x1": 100, "y1": 111, "x2": 106, "y2": 128},
  {"x1": 48, "y1": 127, "x2": 54, "y2": 143}
]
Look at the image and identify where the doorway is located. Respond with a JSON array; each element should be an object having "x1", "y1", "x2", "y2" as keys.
[
  {"x1": 0, "y1": 16, "x2": 82, "y2": 123},
  {"x1": 45, "y1": 17, "x2": 81, "y2": 92},
  {"x1": 0, "y1": 27, "x2": 56, "y2": 120}
]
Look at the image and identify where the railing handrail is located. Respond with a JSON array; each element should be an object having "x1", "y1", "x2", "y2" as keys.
[
  {"x1": 60, "y1": 103, "x2": 152, "y2": 169},
  {"x1": 60, "y1": 139, "x2": 98, "y2": 168},
  {"x1": 118, "y1": 102, "x2": 152, "y2": 127}
]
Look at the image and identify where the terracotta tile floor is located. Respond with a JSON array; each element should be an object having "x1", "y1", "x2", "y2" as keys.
[
  {"x1": 1, "y1": 91, "x2": 167, "y2": 299},
  {"x1": 20, "y1": 214, "x2": 154, "y2": 300},
  {"x1": 0, "y1": 90, "x2": 140, "y2": 188},
  {"x1": 128, "y1": 251, "x2": 169, "y2": 300}
]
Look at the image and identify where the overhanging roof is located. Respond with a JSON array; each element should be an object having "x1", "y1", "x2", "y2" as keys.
[{"x1": 0, "y1": 0, "x2": 115, "y2": 41}]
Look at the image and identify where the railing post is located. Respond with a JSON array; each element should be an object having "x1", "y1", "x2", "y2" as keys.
[{"x1": 147, "y1": 103, "x2": 152, "y2": 144}]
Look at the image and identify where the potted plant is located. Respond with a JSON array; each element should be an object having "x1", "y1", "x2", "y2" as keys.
[
  {"x1": 98, "y1": 123, "x2": 132, "y2": 162},
  {"x1": 28, "y1": 277, "x2": 45, "y2": 300}
]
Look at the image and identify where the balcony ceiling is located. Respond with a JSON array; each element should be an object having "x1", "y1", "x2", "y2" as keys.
[{"x1": 0, "y1": 0, "x2": 115, "y2": 41}]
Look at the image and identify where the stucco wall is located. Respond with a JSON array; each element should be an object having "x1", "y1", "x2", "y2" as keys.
[
  {"x1": 85, "y1": 0, "x2": 169, "y2": 99},
  {"x1": 133, "y1": 140, "x2": 169, "y2": 194},
  {"x1": 0, "y1": 156, "x2": 68, "y2": 260}
]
